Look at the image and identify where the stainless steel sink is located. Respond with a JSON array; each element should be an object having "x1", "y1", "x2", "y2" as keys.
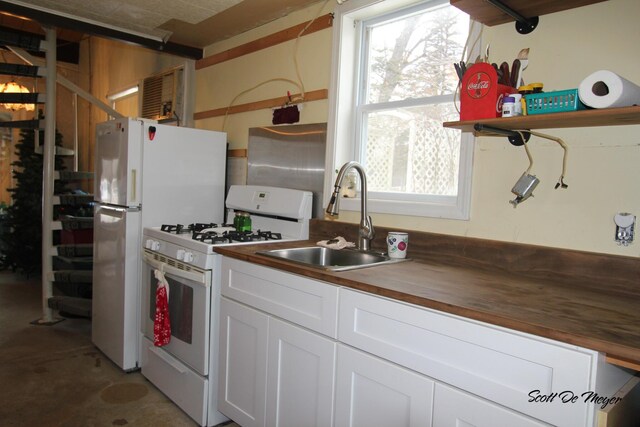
[{"x1": 256, "y1": 246, "x2": 408, "y2": 272}]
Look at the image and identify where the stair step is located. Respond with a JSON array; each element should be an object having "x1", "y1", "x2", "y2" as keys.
[
  {"x1": 0, "y1": 119, "x2": 43, "y2": 129},
  {"x1": 56, "y1": 243, "x2": 93, "y2": 257},
  {"x1": 60, "y1": 215, "x2": 93, "y2": 230},
  {"x1": 55, "y1": 171, "x2": 94, "y2": 181},
  {"x1": 0, "y1": 92, "x2": 45, "y2": 105},
  {"x1": 48, "y1": 296, "x2": 92, "y2": 318},
  {"x1": 54, "y1": 194, "x2": 94, "y2": 205},
  {"x1": 0, "y1": 63, "x2": 42, "y2": 77},
  {"x1": 35, "y1": 145, "x2": 74, "y2": 156},
  {"x1": 52, "y1": 269, "x2": 92, "y2": 283},
  {"x1": 53, "y1": 255, "x2": 93, "y2": 271},
  {"x1": 0, "y1": 28, "x2": 43, "y2": 51}
]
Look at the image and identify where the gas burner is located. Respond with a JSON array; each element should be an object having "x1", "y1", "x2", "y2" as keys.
[
  {"x1": 188, "y1": 223, "x2": 218, "y2": 232},
  {"x1": 226, "y1": 230, "x2": 256, "y2": 242},
  {"x1": 192, "y1": 231, "x2": 232, "y2": 245},
  {"x1": 256, "y1": 230, "x2": 282, "y2": 241},
  {"x1": 161, "y1": 224, "x2": 185, "y2": 234}
]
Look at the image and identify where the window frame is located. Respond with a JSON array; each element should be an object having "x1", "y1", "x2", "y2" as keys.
[{"x1": 325, "y1": 0, "x2": 477, "y2": 220}]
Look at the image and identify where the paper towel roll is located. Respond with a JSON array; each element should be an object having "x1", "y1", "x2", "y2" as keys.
[{"x1": 578, "y1": 70, "x2": 640, "y2": 109}]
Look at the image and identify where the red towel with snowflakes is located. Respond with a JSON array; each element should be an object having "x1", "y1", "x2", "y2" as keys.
[{"x1": 153, "y1": 269, "x2": 171, "y2": 347}]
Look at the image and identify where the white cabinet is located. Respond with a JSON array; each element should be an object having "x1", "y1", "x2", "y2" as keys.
[
  {"x1": 433, "y1": 383, "x2": 548, "y2": 427},
  {"x1": 219, "y1": 258, "x2": 338, "y2": 427},
  {"x1": 334, "y1": 344, "x2": 434, "y2": 427},
  {"x1": 266, "y1": 317, "x2": 336, "y2": 427},
  {"x1": 218, "y1": 297, "x2": 269, "y2": 427},
  {"x1": 219, "y1": 258, "x2": 632, "y2": 427},
  {"x1": 337, "y1": 287, "x2": 629, "y2": 427}
]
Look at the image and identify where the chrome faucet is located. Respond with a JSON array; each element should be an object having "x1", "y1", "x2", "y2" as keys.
[{"x1": 326, "y1": 161, "x2": 375, "y2": 251}]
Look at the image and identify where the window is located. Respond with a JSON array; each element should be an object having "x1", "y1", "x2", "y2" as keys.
[
  {"x1": 106, "y1": 85, "x2": 139, "y2": 119},
  {"x1": 327, "y1": 0, "x2": 474, "y2": 219}
]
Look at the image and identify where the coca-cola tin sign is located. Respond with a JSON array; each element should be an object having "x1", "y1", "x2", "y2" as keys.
[
  {"x1": 466, "y1": 72, "x2": 491, "y2": 99},
  {"x1": 460, "y1": 62, "x2": 514, "y2": 121}
]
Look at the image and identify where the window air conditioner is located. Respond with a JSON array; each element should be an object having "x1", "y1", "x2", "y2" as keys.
[{"x1": 140, "y1": 67, "x2": 184, "y2": 122}]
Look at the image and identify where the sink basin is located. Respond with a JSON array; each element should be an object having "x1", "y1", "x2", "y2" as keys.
[{"x1": 256, "y1": 246, "x2": 408, "y2": 272}]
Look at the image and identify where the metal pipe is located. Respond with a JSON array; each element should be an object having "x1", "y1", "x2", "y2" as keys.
[
  {"x1": 73, "y1": 93, "x2": 78, "y2": 171},
  {"x1": 484, "y1": 0, "x2": 530, "y2": 24},
  {"x1": 484, "y1": 0, "x2": 538, "y2": 34},
  {"x1": 40, "y1": 26, "x2": 56, "y2": 324},
  {"x1": 474, "y1": 123, "x2": 530, "y2": 146}
]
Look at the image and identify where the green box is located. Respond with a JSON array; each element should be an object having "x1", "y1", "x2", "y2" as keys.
[{"x1": 524, "y1": 89, "x2": 587, "y2": 115}]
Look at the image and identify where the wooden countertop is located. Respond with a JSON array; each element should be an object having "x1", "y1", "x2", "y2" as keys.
[{"x1": 214, "y1": 239, "x2": 640, "y2": 370}]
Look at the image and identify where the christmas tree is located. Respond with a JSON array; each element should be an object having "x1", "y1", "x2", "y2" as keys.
[{"x1": 1, "y1": 123, "x2": 65, "y2": 275}]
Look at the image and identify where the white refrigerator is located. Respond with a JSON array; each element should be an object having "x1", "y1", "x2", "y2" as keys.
[{"x1": 92, "y1": 117, "x2": 227, "y2": 371}]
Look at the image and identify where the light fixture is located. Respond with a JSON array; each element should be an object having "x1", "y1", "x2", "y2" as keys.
[{"x1": 0, "y1": 81, "x2": 35, "y2": 112}]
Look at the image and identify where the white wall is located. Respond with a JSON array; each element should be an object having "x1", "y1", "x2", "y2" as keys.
[
  {"x1": 197, "y1": 0, "x2": 639, "y2": 257},
  {"x1": 195, "y1": 1, "x2": 333, "y2": 149}
]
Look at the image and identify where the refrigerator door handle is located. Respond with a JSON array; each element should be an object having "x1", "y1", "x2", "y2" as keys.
[{"x1": 98, "y1": 205, "x2": 128, "y2": 213}]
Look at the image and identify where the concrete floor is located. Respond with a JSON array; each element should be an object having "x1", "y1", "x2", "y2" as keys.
[{"x1": 0, "y1": 271, "x2": 238, "y2": 427}]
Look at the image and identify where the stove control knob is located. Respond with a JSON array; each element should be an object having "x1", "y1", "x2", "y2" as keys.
[
  {"x1": 176, "y1": 249, "x2": 185, "y2": 260},
  {"x1": 183, "y1": 252, "x2": 194, "y2": 263},
  {"x1": 146, "y1": 239, "x2": 160, "y2": 250}
]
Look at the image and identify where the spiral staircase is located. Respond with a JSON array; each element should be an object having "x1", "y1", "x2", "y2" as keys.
[{"x1": 0, "y1": 25, "x2": 123, "y2": 323}]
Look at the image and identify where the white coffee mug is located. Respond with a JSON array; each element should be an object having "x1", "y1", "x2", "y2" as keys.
[{"x1": 387, "y1": 232, "x2": 408, "y2": 259}]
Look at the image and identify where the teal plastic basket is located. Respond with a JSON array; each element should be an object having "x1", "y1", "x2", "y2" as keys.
[{"x1": 524, "y1": 89, "x2": 586, "y2": 115}]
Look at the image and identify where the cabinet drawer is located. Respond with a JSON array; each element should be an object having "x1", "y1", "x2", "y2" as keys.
[
  {"x1": 222, "y1": 257, "x2": 339, "y2": 337},
  {"x1": 140, "y1": 337, "x2": 208, "y2": 426},
  {"x1": 338, "y1": 288, "x2": 596, "y2": 427}
]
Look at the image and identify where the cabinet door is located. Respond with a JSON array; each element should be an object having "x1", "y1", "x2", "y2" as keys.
[
  {"x1": 218, "y1": 297, "x2": 269, "y2": 427},
  {"x1": 334, "y1": 344, "x2": 434, "y2": 427},
  {"x1": 433, "y1": 383, "x2": 548, "y2": 427},
  {"x1": 266, "y1": 317, "x2": 336, "y2": 427}
]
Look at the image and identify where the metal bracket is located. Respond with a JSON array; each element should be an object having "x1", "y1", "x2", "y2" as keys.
[
  {"x1": 485, "y1": 0, "x2": 539, "y2": 34},
  {"x1": 473, "y1": 124, "x2": 531, "y2": 146}
]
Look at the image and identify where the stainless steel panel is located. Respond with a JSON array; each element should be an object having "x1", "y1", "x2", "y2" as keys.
[{"x1": 247, "y1": 123, "x2": 326, "y2": 218}]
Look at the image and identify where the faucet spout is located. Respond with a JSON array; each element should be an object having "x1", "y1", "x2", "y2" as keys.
[{"x1": 326, "y1": 161, "x2": 375, "y2": 251}]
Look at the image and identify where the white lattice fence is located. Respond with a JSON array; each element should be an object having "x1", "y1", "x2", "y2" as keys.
[{"x1": 365, "y1": 108, "x2": 459, "y2": 195}]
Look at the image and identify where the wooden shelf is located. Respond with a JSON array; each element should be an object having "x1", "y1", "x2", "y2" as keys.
[
  {"x1": 443, "y1": 106, "x2": 640, "y2": 135},
  {"x1": 450, "y1": 0, "x2": 608, "y2": 27}
]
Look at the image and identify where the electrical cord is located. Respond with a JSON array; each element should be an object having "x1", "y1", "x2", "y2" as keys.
[
  {"x1": 221, "y1": 0, "x2": 330, "y2": 131},
  {"x1": 515, "y1": 129, "x2": 569, "y2": 189}
]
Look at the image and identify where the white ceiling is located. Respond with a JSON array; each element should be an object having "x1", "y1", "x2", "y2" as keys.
[
  {"x1": 1, "y1": 0, "x2": 323, "y2": 53},
  {"x1": 6, "y1": 0, "x2": 243, "y2": 41}
]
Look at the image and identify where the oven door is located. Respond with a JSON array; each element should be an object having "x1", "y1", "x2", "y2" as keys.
[{"x1": 141, "y1": 250, "x2": 212, "y2": 375}]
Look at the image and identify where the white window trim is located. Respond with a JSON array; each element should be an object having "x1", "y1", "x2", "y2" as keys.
[{"x1": 324, "y1": 0, "x2": 477, "y2": 220}]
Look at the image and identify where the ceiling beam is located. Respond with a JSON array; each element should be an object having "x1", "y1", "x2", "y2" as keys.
[{"x1": 0, "y1": 1, "x2": 203, "y2": 59}]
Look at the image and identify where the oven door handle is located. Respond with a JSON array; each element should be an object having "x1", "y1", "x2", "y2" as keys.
[{"x1": 142, "y1": 251, "x2": 209, "y2": 286}]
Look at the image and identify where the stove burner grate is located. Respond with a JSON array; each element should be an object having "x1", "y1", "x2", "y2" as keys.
[
  {"x1": 188, "y1": 229, "x2": 284, "y2": 244},
  {"x1": 257, "y1": 230, "x2": 282, "y2": 241},
  {"x1": 188, "y1": 223, "x2": 219, "y2": 232},
  {"x1": 192, "y1": 231, "x2": 232, "y2": 244},
  {"x1": 161, "y1": 224, "x2": 184, "y2": 233}
]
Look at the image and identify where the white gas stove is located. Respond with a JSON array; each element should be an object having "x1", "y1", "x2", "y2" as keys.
[
  {"x1": 143, "y1": 184, "x2": 312, "y2": 266},
  {"x1": 139, "y1": 185, "x2": 312, "y2": 427}
]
